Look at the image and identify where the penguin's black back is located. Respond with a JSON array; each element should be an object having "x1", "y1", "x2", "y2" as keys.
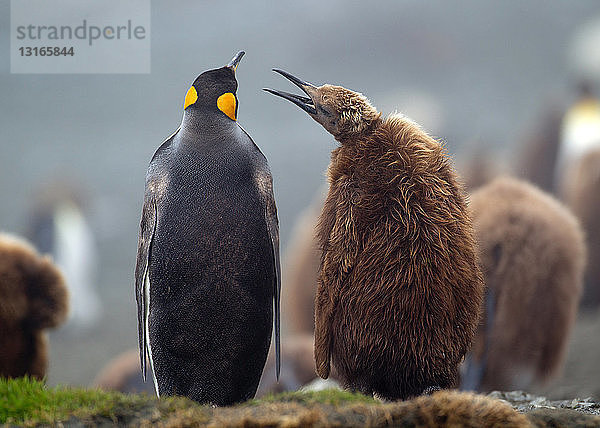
[{"x1": 147, "y1": 118, "x2": 275, "y2": 405}]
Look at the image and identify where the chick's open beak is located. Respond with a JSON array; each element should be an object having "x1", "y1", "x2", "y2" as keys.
[
  {"x1": 227, "y1": 51, "x2": 245, "y2": 71},
  {"x1": 263, "y1": 69, "x2": 318, "y2": 115}
]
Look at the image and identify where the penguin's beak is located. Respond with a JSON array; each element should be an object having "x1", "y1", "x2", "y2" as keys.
[
  {"x1": 263, "y1": 69, "x2": 318, "y2": 115},
  {"x1": 226, "y1": 51, "x2": 245, "y2": 72}
]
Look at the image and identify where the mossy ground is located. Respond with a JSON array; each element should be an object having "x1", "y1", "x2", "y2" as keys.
[
  {"x1": 0, "y1": 377, "x2": 192, "y2": 426},
  {"x1": 2, "y1": 377, "x2": 600, "y2": 427},
  {"x1": 0, "y1": 377, "x2": 376, "y2": 427}
]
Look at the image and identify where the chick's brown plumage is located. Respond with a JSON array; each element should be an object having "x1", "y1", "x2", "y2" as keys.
[
  {"x1": 0, "y1": 233, "x2": 68, "y2": 379},
  {"x1": 467, "y1": 177, "x2": 585, "y2": 391},
  {"x1": 312, "y1": 88, "x2": 484, "y2": 400},
  {"x1": 266, "y1": 72, "x2": 484, "y2": 400}
]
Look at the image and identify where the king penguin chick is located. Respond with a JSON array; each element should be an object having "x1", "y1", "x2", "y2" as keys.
[
  {"x1": 462, "y1": 177, "x2": 585, "y2": 392},
  {"x1": 265, "y1": 70, "x2": 484, "y2": 400},
  {"x1": 282, "y1": 187, "x2": 325, "y2": 335},
  {"x1": 0, "y1": 233, "x2": 68, "y2": 380},
  {"x1": 135, "y1": 51, "x2": 280, "y2": 406},
  {"x1": 256, "y1": 334, "x2": 317, "y2": 397},
  {"x1": 93, "y1": 349, "x2": 154, "y2": 394}
]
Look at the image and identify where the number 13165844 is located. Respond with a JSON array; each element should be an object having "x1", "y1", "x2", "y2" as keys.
[{"x1": 19, "y1": 47, "x2": 74, "y2": 56}]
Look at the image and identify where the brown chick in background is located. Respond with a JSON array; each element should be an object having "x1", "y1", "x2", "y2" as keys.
[
  {"x1": 463, "y1": 177, "x2": 585, "y2": 392},
  {"x1": 0, "y1": 233, "x2": 68, "y2": 380}
]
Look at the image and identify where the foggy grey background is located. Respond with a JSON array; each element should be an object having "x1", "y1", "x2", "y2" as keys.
[{"x1": 0, "y1": 1, "x2": 599, "y2": 393}]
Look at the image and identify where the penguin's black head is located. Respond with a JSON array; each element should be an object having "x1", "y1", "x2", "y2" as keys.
[
  {"x1": 264, "y1": 69, "x2": 381, "y2": 141},
  {"x1": 183, "y1": 51, "x2": 244, "y2": 121}
]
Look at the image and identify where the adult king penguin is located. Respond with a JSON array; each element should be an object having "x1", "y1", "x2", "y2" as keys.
[{"x1": 135, "y1": 51, "x2": 280, "y2": 406}]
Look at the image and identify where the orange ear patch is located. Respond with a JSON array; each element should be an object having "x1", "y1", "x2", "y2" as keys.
[
  {"x1": 184, "y1": 86, "x2": 198, "y2": 110},
  {"x1": 217, "y1": 92, "x2": 237, "y2": 120}
]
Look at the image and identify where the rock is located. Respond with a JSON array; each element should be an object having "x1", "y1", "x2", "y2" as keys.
[{"x1": 489, "y1": 390, "x2": 600, "y2": 416}]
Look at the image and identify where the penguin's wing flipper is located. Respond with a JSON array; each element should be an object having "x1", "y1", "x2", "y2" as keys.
[
  {"x1": 314, "y1": 285, "x2": 333, "y2": 379},
  {"x1": 265, "y1": 177, "x2": 281, "y2": 381},
  {"x1": 253, "y1": 166, "x2": 281, "y2": 381},
  {"x1": 268, "y1": 209, "x2": 281, "y2": 382},
  {"x1": 134, "y1": 192, "x2": 157, "y2": 382}
]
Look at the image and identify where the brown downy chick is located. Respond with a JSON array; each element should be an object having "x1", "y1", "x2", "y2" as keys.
[
  {"x1": 255, "y1": 334, "x2": 322, "y2": 397},
  {"x1": 93, "y1": 349, "x2": 155, "y2": 394},
  {"x1": 282, "y1": 189, "x2": 325, "y2": 335},
  {"x1": 465, "y1": 177, "x2": 585, "y2": 392},
  {"x1": 265, "y1": 71, "x2": 484, "y2": 400},
  {"x1": 0, "y1": 233, "x2": 68, "y2": 379}
]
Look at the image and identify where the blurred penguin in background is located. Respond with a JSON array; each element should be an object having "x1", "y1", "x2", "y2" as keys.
[
  {"x1": 555, "y1": 81, "x2": 600, "y2": 193},
  {"x1": 282, "y1": 188, "x2": 325, "y2": 336},
  {"x1": 562, "y1": 148, "x2": 600, "y2": 311},
  {"x1": 93, "y1": 349, "x2": 155, "y2": 394},
  {"x1": 0, "y1": 233, "x2": 68, "y2": 379},
  {"x1": 456, "y1": 140, "x2": 505, "y2": 192},
  {"x1": 27, "y1": 181, "x2": 101, "y2": 332},
  {"x1": 517, "y1": 104, "x2": 564, "y2": 194},
  {"x1": 462, "y1": 177, "x2": 586, "y2": 392},
  {"x1": 256, "y1": 334, "x2": 318, "y2": 397}
]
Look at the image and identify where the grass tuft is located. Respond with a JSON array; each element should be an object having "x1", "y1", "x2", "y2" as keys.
[{"x1": 0, "y1": 376, "x2": 189, "y2": 426}]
